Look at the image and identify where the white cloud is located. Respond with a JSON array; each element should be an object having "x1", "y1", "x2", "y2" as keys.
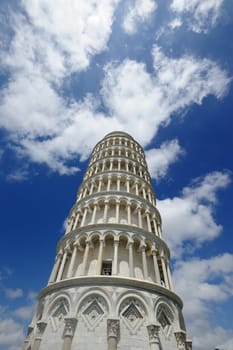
[
  {"x1": 145, "y1": 139, "x2": 184, "y2": 180},
  {"x1": 173, "y1": 254, "x2": 233, "y2": 350},
  {"x1": 3, "y1": 0, "x2": 119, "y2": 80},
  {"x1": 4, "y1": 288, "x2": 23, "y2": 299},
  {"x1": 0, "y1": 20, "x2": 230, "y2": 175},
  {"x1": 122, "y1": 0, "x2": 157, "y2": 34},
  {"x1": 0, "y1": 318, "x2": 24, "y2": 349},
  {"x1": 102, "y1": 46, "x2": 230, "y2": 146},
  {"x1": 13, "y1": 304, "x2": 36, "y2": 320},
  {"x1": 170, "y1": 0, "x2": 224, "y2": 33},
  {"x1": 158, "y1": 171, "x2": 231, "y2": 256}
]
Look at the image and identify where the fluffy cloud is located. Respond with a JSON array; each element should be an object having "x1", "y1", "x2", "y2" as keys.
[
  {"x1": 3, "y1": 0, "x2": 119, "y2": 80},
  {"x1": 170, "y1": 0, "x2": 224, "y2": 33},
  {"x1": 0, "y1": 2, "x2": 230, "y2": 177},
  {"x1": 173, "y1": 254, "x2": 233, "y2": 350},
  {"x1": 122, "y1": 0, "x2": 157, "y2": 34},
  {"x1": 0, "y1": 318, "x2": 24, "y2": 350},
  {"x1": 158, "y1": 171, "x2": 231, "y2": 256},
  {"x1": 4, "y1": 288, "x2": 23, "y2": 299},
  {"x1": 102, "y1": 46, "x2": 230, "y2": 145},
  {"x1": 145, "y1": 139, "x2": 184, "y2": 180}
]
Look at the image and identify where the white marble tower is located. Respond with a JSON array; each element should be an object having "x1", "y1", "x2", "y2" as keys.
[{"x1": 23, "y1": 131, "x2": 192, "y2": 350}]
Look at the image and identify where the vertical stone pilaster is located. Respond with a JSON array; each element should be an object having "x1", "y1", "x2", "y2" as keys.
[
  {"x1": 62, "y1": 318, "x2": 77, "y2": 350},
  {"x1": 185, "y1": 340, "x2": 192, "y2": 350},
  {"x1": 174, "y1": 330, "x2": 186, "y2": 350},
  {"x1": 147, "y1": 324, "x2": 160, "y2": 350},
  {"x1": 107, "y1": 319, "x2": 120, "y2": 350},
  {"x1": 33, "y1": 321, "x2": 47, "y2": 350},
  {"x1": 23, "y1": 325, "x2": 34, "y2": 350}
]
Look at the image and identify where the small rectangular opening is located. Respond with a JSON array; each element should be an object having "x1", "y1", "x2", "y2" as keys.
[{"x1": 102, "y1": 261, "x2": 112, "y2": 275}]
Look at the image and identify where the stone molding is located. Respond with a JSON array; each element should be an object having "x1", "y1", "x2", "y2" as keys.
[
  {"x1": 174, "y1": 330, "x2": 187, "y2": 350},
  {"x1": 57, "y1": 224, "x2": 169, "y2": 258},
  {"x1": 63, "y1": 317, "x2": 77, "y2": 338},
  {"x1": 36, "y1": 321, "x2": 47, "y2": 336},
  {"x1": 147, "y1": 324, "x2": 160, "y2": 344},
  {"x1": 107, "y1": 319, "x2": 120, "y2": 339},
  {"x1": 39, "y1": 276, "x2": 183, "y2": 308}
]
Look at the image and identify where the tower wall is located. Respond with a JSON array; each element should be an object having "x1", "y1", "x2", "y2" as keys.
[{"x1": 23, "y1": 131, "x2": 192, "y2": 350}]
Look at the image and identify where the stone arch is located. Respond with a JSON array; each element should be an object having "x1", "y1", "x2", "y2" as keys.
[
  {"x1": 117, "y1": 292, "x2": 149, "y2": 335},
  {"x1": 154, "y1": 298, "x2": 176, "y2": 340},
  {"x1": 46, "y1": 293, "x2": 71, "y2": 318},
  {"x1": 76, "y1": 290, "x2": 110, "y2": 331},
  {"x1": 45, "y1": 294, "x2": 71, "y2": 333},
  {"x1": 76, "y1": 288, "x2": 111, "y2": 315}
]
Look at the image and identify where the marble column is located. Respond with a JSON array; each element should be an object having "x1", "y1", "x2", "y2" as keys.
[
  {"x1": 67, "y1": 242, "x2": 79, "y2": 278},
  {"x1": 141, "y1": 243, "x2": 148, "y2": 280},
  {"x1": 166, "y1": 260, "x2": 174, "y2": 290},
  {"x1": 56, "y1": 248, "x2": 69, "y2": 282},
  {"x1": 128, "y1": 239, "x2": 134, "y2": 277},
  {"x1": 103, "y1": 201, "x2": 109, "y2": 223},
  {"x1": 89, "y1": 182, "x2": 95, "y2": 195},
  {"x1": 113, "y1": 239, "x2": 119, "y2": 275},
  {"x1": 153, "y1": 219, "x2": 159, "y2": 236},
  {"x1": 151, "y1": 246, "x2": 161, "y2": 284},
  {"x1": 62, "y1": 318, "x2": 77, "y2": 350},
  {"x1": 82, "y1": 241, "x2": 90, "y2": 275},
  {"x1": 73, "y1": 212, "x2": 81, "y2": 230},
  {"x1": 126, "y1": 177, "x2": 130, "y2": 192},
  {"x1": 137, "y1": 207, "x2": 142, "y2": 228},
  {"x1": 127, "y1": 203, "x2": 131, "y2": 225},
  {"x1": 115, "y1": 201, "x2": 120, "y2": 223},
  {"x1": 157, "y1": 224, "x2": 162, "y2": 238},
  {"x1": 48, "y1": 251, "x2": 62, "y2": 284},
  {"x1": 80, "y1": 207, "x2": 88, "y2": 227},
  {"x1": 33, "y1": 321, "x2": 47, "y2": 350},
  {"x1": 142, "y1": 186, "x2": 146, "y2": 199},
  {"x1": 91, "y1": 204, "x2": 97, "y2": 224},
  {"x1": 107, "y1": 319, "x2": 120, "y2": 350},
  {"x1": 147, "y1": 324, "x2": 160, "y2": 350},
  {"x1": 146, "y1": 211, "x2": 152, "y2": 232},
  {"x1": 135, "y1": 181, "x2": 139, "y2": 195},
  {"x1": 161, "y1": 255, "x2": 169, "y2": 288},
  {"x1": 97, "y1": 239, "x2": 104, "y2": 275},
  {"x1": 98, "y1": 178, "x2": 103, "y2": 192},
  {"x1": 107, "y1": 176, "x2": 111, "y2": 191},
  {"x1": 117, "y1": 176, "x2": 121, "y2": 191}
]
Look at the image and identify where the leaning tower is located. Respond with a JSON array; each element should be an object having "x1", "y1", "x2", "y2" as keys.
[{"x1": 23, "y1": 131, "x2": 192, "y2": 350}]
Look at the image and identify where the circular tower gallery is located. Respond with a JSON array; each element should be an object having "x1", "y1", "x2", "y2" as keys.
[{"x1": 24, "y1": 131, "x2": 192, "y2": 350}]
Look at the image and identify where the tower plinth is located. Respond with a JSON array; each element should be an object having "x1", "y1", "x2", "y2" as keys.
[{"x1": 24, "y1": 131, "x2": 192, "y2": 350}]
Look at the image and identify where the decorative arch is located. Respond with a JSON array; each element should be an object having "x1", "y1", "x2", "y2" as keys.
[
  {"x1": 154, "y1": 299, "x2": 175, "y2": 339},
  {"x1": 117, "y1": 293, "x2": 148, "y2": 334},
  {"x1": 76, "y1": 290, "x2": 110, "y2": 331},
  {"x1": 46, "y1": 294, "x2": 71, "y2": 332}
]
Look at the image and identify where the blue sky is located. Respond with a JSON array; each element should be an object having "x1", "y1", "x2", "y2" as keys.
[{"x1": 0, "y1": 0, "x2": 233, "y2": 349}]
